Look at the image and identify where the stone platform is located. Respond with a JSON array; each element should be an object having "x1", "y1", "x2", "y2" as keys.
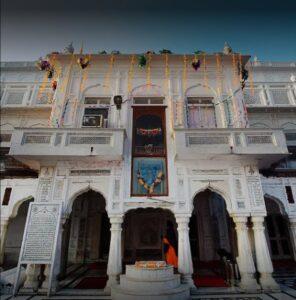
[{"x1": 111, "y1": 261, "x2": 190, "y2": 300}]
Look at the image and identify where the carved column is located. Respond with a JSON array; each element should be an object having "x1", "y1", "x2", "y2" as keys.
[
  {"x1": 176, "y1": 215, "x2": 195, "y2": 288},
  {"x1": 105, "y1": 216, "x2": 123, "y2": 291},
  {"x1": 0, "y1": 218, "x2": 9, "y2": 264},
  {"x1": 288, "y1": 217, "x2": 296, "y2": 261},
  {"x1": 232, "y1": 216, "x2": 259, "y2": 291},
  {"x1": 23, "y1": 264, "x2": 41, "y2": 291},
  {"x1": 252, "y1": 216, "x2": 279, "y2": 291}
]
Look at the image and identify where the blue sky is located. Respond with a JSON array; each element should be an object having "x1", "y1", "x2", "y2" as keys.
[{"x1": 1, "y1": 0, "x2": 296, "y2": 61}]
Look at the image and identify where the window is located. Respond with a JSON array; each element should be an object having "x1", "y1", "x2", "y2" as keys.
[
  {"x1": 133, "y1": 97, "x2": 164, "y2": 105},
  {"x1": 2, "y1": 187, "x2": 12, "y2": 205},
  {"x1": 285, "y1": 186, "x2": 295, "y2": 204},
  {"x1": 82, "y1": 97, "x2": 110, "y2": 128},
  {"x1": 187, "y1": 97, "x2": 216, "y2": 128},
  {"x1": 269, "y1": 86, "x2": 290, "y2": 105}
]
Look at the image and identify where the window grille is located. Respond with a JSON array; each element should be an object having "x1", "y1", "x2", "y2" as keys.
[
  {"x1": 243, "y1": 88, "x2": 262, "y2": 105},
  {"x1": 186, "y1": 97, "x2": 216, "y2": 128},
  {"x1": 270, "y1": 88, "x2": 290, "y2": 105}
]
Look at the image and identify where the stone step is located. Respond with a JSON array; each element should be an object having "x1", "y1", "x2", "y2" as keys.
[
  {"x1": 111, "y1": 283, "x2": 190, "y2": 300},
  {"x1": 120, "y1": 274, "x2": 180, "y2": 291}
]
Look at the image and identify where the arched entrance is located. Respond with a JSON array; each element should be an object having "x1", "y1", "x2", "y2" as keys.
[
  {"x1": 189, "y1": 189, "x2": 237, "y2": 287},
  {"x1": 60, "y1": 190, "x2": 110, "y2": 289},
  {"x1": 123, "y1": 208, "x2": 177, "y2": 266},
  {"x1": 264, "y1": 196, "x2": 295, "y2": 274},
  {"x1": 2, "y1": 198, "x2": 33, "y2": 270}
]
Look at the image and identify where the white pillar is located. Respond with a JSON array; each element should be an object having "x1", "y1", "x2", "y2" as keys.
[
  {"x1": 23, "y1": 264, "x2": 41, "y2": 291},
  {"x1": 0, "y1": 218, "x2": 9, "y2": 265},
  {"x1": 105, "y1": 216, "x2": 123, "y2": 290},
  {"x1": 288, "y1": 217, "x2": 296, "y2": 261},
  {"x1": 232, "y1": 216, "x2": 259, "y2": 291},
  {"x1": 176, "y1": 215, "x2": 195, "y2": 288},
  {"x1": 252, "y1": 216, "x2": 279, "y2": 291}
]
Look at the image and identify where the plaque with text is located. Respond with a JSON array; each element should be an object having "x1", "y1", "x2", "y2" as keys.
[
  {"x1": 20, "y1": 203, "x2": 62, "y2": 263},
  {"x1": 14, "y1": 203, "x2": 62, "y2": 296}
]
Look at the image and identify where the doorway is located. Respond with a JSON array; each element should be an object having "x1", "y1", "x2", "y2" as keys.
[
  {"x1": 189, "y1": 190, "x2": 237, "y2": 287},
  {"x1": 60, "y1": 190, "x2": 110, "y2": 289}
]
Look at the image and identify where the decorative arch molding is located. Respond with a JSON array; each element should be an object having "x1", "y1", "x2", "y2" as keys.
[
  {"x1": 264, "y1": 193, "x2": 287, "y2": 216},
  {"x1": 280, "y1": 122, "x2": 296, "y2": 130},
  {"x1": 10, "y1": 196, "x2": 34, "y2": 219},
  {"x1": 249, "y1": 122, "x2": 272, "y2": 129},
  {"x1": 65, "y1": 185, "x2": 108, "y2": 216},
  {"x1": 0, "y1": 123, "x2": 15, "y2": 130},
  {"x1": 185, "y1": 83, "x2": 218, "y2": 99},
  {"x1": 123, "y1": 205, "x2": 175, "y2": 217},
  {"x1": 130, "y1": 84, "x2": 164, "y2": 98},
  {"x1": 190, "y1": 182, "x2": 232, "y2": 215}
]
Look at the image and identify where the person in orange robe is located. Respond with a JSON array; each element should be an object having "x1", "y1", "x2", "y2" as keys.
[{"x1": 163, "y1": 237, "x2": 178, "y2": 268}]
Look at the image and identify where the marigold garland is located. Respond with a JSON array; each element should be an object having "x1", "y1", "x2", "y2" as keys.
[
  {"x1": 128, "y1": 55, "x2": 135, "y2": 93},
  {"x1": 104, "y1": 54, "x2": 115, "y2": 93},
  {"x1": 203, "y1": 53, "x2": 209, "y2": 90},
  {"x1": 146, "y1": 52, "x2": 152, "y2": 87},
  {"x1": 137, "y1": 169, "x2": 164, "y2": 195},
  {"x1": 182, "y1": 55, "x2": 187, "y2": 95}
]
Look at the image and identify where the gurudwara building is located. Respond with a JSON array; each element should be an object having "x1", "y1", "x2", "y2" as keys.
[{"x1": 0, "y1": 44, "x2": 296, "y2": 298}]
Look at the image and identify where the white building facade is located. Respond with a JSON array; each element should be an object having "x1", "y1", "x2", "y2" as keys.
[{"x1": 1, "y1": 51, "x2": 296, "y2": 296}]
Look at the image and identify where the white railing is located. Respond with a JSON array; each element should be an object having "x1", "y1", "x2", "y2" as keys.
[
  {"x1": 10, "y1": 127, "x2": 126, "y2": 160},
  {"x1": 175, "y1": 128, "x2": 288, "y2": 162}
]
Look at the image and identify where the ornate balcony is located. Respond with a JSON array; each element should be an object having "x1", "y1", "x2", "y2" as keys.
[
  {"x1": 9, "y1": 128, "x2": 126, "y2": 168},
  {"x1": 174, "y1": 128, "x2": 289, "y2": 168}
]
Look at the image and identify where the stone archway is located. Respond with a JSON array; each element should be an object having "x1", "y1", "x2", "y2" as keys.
[
  {"x1": 2, "y1": 198, "x2": 33, "y2": 270},
  {"x1": 189, "y1": 189, "x2": 237, "y2": 287},
  {"x1": 122, "y1": 208, "x2": 177, "y2": 267},
  {"x1": 264, "y1": 196, "x2": 294, "y2": 269},
  {"x1": 59, "y1": 189, "x2": 110, "y2": 289}
]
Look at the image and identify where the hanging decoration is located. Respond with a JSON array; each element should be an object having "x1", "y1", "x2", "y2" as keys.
[
  {"x1": 215, "y1": 54, "x2": 223, "y2": 95},
  {"x1": 247, "y1": 61, "x2": 255, "y2": 96},
  {"x1": 137, "y1": 169, "x2": 164, "y2": 195},
  {"x1": 203, "y1": 53, "x2": 209, "y2": 89},
  {"x1": 36, "y1": 58, "x2": 51, "y2": 71},
  {"x1": 159, "y1": 49, "x2": 172, "y2": 54},
  {"x1": 77, "y1": 56, "x2": 90, "y2": 69},
  {"x1": 138, "y1": 54, "x2": 147, "y2": 68},
  {"x1": 104, "y1": 54, "x2": 115, "y2": 92},
  {"x1": 51, "y1": 80, "x2": 57, "y2": 91},
  {"x1": 146, "y1": 52, "x2": 152, "y2": 86},
  {"x1": 192, "y1": 54, "x2": 201, "y2": 71},
  {"x1": 238, "y1": 54, "x2": 248, "y2": 89},
  {"x1": 127, "y1": 55, "x2": 135, "y2": 93},
  {"x1": 164, "y1": 53, "x2": 170, "y2": 93},
  {"x1": 194, "y1": 50, "x2": 205, "y2": 55},
  {"x1": 137, "y1": 128, "x2": 162, "y2": 136},
  {"x1": 182, "y1": 55, "x2": 187, "y2": 95},
  {"x1": 232, "y1": 54, "x2": 239, "y2": 87},
  {"x1": 79, "y1": 54, "x2": 91, "y2": 92}
]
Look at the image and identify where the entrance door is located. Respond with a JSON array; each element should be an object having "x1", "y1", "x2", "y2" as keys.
[
  {"x1": 60, "y1": 190, "x2": 110, "y2": 289},
  {"x1": 123, "y1": 208, "x2": 177, "y2": 265},
  {"x1": 189, "y1": 190, "x2": 237, "y2": 287}
]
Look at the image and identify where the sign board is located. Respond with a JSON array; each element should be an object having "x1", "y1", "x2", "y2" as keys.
[{"x1": 13, "y1": 203, "x2": 62, "y2": 296}]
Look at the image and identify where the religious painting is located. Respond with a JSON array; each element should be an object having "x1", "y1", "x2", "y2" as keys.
[{"x1": 132, "y1": 157, "x2": 167, "y2": 196}]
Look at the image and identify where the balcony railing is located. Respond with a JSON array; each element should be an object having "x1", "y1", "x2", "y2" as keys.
[
  {"x1": 174, "y1": 128, "x2": 289, "y2": 167},
  {"x1": 9, "y1": 128, "x2": 126, "y2": 166}
]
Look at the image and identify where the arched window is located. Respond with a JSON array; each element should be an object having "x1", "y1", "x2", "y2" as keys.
[{"x1": 186, "y1": 97, "x2": 216, "y2": 128}]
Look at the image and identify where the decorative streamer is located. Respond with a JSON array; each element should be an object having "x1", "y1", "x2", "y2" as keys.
[
  {"x1": 232, "y1": 54, "x2": 240, "y2": 87},
  {"x1": 37, "y1": 72, "x2": 49, "y2": 102},
  {"x1": 146, "y1": 52, "x2": 152, "y2": 87},
  {"x1": 104, "y1": 54, "x2": 115, "y2": 92},
  {"x1": 127, "y1": 55, "x2": 135, "y2": 93},
  {"x1": 60, "y1": 98, "x2": 70, "y2": 126},
  {"x1": 80, "y1": 54, "x2": 91, "y2": 93},
  {"x1": 247, "y1": 61, "x2": 255, "y2": 96},
  {"x1": 182, "y1": 55, "x2": 187, "y2": 95},
  {"x1": 215, "y1": 54, "x2": 223, "y2": 95},
  {"x1": 164, "y1": 53, "x2": 170, "y2": 94},
  {"x1": 203, "y1": 53, "x2": 209, "y2": 89}
]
